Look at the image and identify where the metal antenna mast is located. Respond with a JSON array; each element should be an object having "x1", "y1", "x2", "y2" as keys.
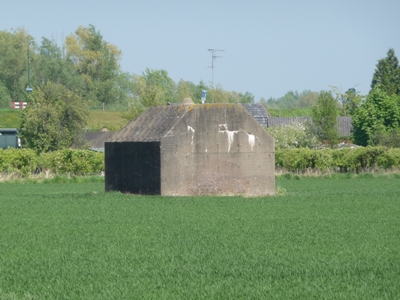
[{"x1": 208, "y1": 49, "x2": 224, "y2": 103}]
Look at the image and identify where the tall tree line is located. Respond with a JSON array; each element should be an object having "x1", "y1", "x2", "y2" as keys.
[{"x1": 0, "y1": 25, "x2": 256, "y2": 111}]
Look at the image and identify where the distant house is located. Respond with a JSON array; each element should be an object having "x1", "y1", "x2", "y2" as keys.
[
  {"x1": 241, "y1": 103, "x2": 270, "y2": 126},
  {"x1": 105, "y1": 100, "x2": 275, "y2": 196},
  {"x1": 84, "y1": 130, "x2": 116, "y2": 152},
  {"x1": 240, "y1": 104, "x2": 353, "y2": 138},
  {"x1": 0, "y1": 128, "x2": 19, "y2": 149}
]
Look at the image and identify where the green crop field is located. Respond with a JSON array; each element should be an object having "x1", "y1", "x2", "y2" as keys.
[{"x1": 0, "y1": 177, "x2": 399, "y2": 299}]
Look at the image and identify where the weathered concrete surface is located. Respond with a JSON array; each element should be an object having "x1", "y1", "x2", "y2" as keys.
[{"x1": 105, "y1": 103, "x2": 275, "y2": 196}]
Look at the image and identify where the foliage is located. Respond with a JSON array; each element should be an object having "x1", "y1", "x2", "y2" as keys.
[
  {"x1": 372, "y1": 127, "x2": 400, "y2": 148},
  {"x1": 1, "y1": 179, "x2": 400, "y2": 299},
  {"x1": 33, "y1": 37, "x2": 84, "y2": 93},
  {"x1": 39, "y1": 149, "x2": 104, "y2": 175},
  {"x1": 266, "y1": 122, "x2": 320, "y2": 149},
  {"x1": 311, "y1": 91, "x2": 339, "y2": 148},
  {"x1": 330, "y1": 86, "x2": 363, "y2": 116},
  {"x1": 275, "y1": 146, "x2": 400, "y2": 173},
  {"x1": 0, "y1": 148, "x2": 38, "y2": 175},
  {"x1": 262, "y1": 90, "x2": 319, "y2": 109},
  {"x1": 3, "y1": 146, "x2": 400, "y2": 177},
  {"x1": 0, "y1": 28, "x2": 34, "y2": 101},
  {"x1": 0, "y1": 148, "x2": 103, "y2": 176},
  {"x1": 19, "y1": 82, "x2": 89, "y2": 152},
  {"x1": 352, "y1": 88, "x2": 400, "y2": 146},
  {"x1": 133, "y1": 68, "x2": 177, "y2": 106},
  {"x1": 0, "y1": 82, "x2": 12, "y2": 108},
  {"x1": 65, "y1": 25, "x2": 122, "y2": 106},
  {"x1": 371, "y1": 48, "x2": 400, "y2": 96}
]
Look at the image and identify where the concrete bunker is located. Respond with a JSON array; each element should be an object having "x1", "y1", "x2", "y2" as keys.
[{"x1": 105, "y1": 102, "x2": 275, "y2": 196}]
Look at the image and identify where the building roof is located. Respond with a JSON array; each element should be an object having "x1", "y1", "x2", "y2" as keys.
[
  {"x1": 0, "y1": 128, "x2": 18, "y2": 134},
  {"x1": 84, "y1": 131, "x2": 116, "y2": 152},
  {"x1": 241, "y1": 103, "x2": 271, "y2": 126}
]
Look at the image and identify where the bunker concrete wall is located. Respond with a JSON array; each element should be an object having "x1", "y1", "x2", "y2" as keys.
[{"x1": 160, "y1": 105, "x2": 275, "y2": 196}]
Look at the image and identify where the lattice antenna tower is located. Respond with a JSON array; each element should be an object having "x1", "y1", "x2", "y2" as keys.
[{"x1": 208, "y1": 49, "x2": 224, "y2": 103}]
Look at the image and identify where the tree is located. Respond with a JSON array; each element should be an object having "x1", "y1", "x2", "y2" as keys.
[
  {"x1": 0, "y1": 28, "x2": 34, "y2": 101},
  {"x1": 133, "y1": 68, "x2": 176, "y2": 107},
  {"x1": 297, "y1": 90, "x2": 319, "y2": 108},
  {"x1": 0, "y1": 82, "x2": 12, "y2": 108},
  {"x1": 311, "y1": 91, "x2": 339, "y2": 148},
  {"x1": 240, "y1": 92, "x2": 255, "y2": 104},
  {"x1": 65, "y1": 25, "x2": 122, "y2": 107},
  {"x1": 33, "y1": 37, "x2": 84, "y2": 93},
  {"x1": 352, "y1": 88, "x2": 400, "y2": 146},
  {"x1": 371, "y1": 48, "x2": 400, "y2": 96},
  {"x1": 177, "y1": 79, "x2": 193, "y2": 100},
  {"x1": 330, "y1": 86, "x2": 362, "y2": 116},
  {"x1": 20, "y1": 82, "x2": 88, "y2": 152}
]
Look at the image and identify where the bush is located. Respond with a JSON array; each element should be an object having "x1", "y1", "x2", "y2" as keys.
[
  {"x1": 0, "y1": 148, "x2": 39, "y2": 175},
  {"x1": 266, "y1": 122, "x2": 320, "y2": 149},
  {"x1": 40, "y1": 149, "x2": 104, "y2": 175},
  {"x1": 276, "y1": 146, "x2": 400, "y2": 173},
  {"x1": 0, "y1": 148, "x2": 104, "y2": 177}
]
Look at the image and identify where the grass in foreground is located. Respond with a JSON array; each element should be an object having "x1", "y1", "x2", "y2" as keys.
[{"x1": 0, "y1": 177, "x2": 399, "y2": 299}]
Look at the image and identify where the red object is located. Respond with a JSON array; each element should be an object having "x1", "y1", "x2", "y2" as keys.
[{"x1": 11, "y1": 102, "x2": 29, "y2": 109}]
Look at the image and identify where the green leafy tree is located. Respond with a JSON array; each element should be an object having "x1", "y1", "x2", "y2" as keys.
[
  {"x1": 240, "y1": 92, "x2": 255, "y2": 104},
  {"x1": 0, "y1": 82, "x2": 12, "y2": 108},
  {"x1": 297, "y1": 90, "x2": 319, "y2": 108},
  {"x1": 65, "y1": 25, "x2": 122, "y2": 107},
  {"x1": 192, "y1": 80, "x2": 208, "y2": 103},
  {"x1": 311, "y1": 91, "x2": 339, "y2": 148},
  {"x1": 177, "y1": 79, "x2": 193, "y2": 100},
  {"x1": 133, "y1": 68, "x2": 176, "y2": 107},
  {"x1": 33, "y1": 37, "x2": 84, "y2": 93},
  {"x1": 20, "y1": 82, "x2": 88, "y2": 152},
  {"x1": 0, "y1": 28, "x2": 34, "y2": 101},
  {"x1": 371, "y1": 48, "x2": 400, "y2": 96},
  {"x1": 352, "y1": 88, "x2": 400, "y2": 146},
  {"x1": 330, "y1": 86, "x2": 362, "y2": 116}
]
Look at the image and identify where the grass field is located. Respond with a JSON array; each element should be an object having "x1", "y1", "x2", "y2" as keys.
[
  {"x1": 0, "y1": 177, "x2": 399, "y2": 299},
  {"x1": 0, "y1": 110, "x2": 22, "y2": 128},
  {"x1": 0, "y1": 109, "x2": 127, "y2": 131}
]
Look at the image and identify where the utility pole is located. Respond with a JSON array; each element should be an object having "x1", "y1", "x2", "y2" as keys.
[
  {"x1": 26, "y1": 41, "x2": 33, "y2": 100},
  {"x1": 208, "y1": 49, "x2": 224, "y2": 103}
]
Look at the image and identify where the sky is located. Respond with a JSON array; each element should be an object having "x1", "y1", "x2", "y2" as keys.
[{"x1": 2, "y1": 0, "x2": 400, "y2": 101}]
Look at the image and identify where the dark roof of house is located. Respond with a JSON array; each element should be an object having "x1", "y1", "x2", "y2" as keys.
[
  {"x1": 267, "y1": 116, "x2": 353, "y2": 137},
  {"x1": 0, "y1": 128, "x2": 18, "y2": 134},
  {"x1": 84, "y1": 131, "x2": 116, "y2": 152},
  {"x1": 241, "y1": 103, "x2": 270, "y2": 126},
  {"x1": 267, "y1": 117, "x2": 310, "y2": 127}
]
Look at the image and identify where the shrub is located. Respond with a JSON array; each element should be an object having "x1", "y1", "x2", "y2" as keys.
[
  {"x1": 0, "y1": 148, "x2": 39, "y2": 175},
  {"x1": 266, "y1": 122, "x2": 320, "y2": 149},
  {"x1": 40, "y1": 149, "x2": 104, "y2": 175}
]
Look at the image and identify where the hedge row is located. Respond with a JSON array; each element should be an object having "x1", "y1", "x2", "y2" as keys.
[
  {"x1": 0, "y1": 148, "x2": 104, "y2": 176},
  {"x1": 1, "y1": 146, "x2": 400, "y2": 176},
  {"x1": 276, "y1": 146, "x2": 400, "y2": 173}
]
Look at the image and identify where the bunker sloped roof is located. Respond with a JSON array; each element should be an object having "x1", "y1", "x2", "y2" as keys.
[
  {"x1": 108, "y1": 103, "x2": 264, "y2": 142},
  {"x1": 109, "y1": 105, "x2": 190, "y2": 142}
]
